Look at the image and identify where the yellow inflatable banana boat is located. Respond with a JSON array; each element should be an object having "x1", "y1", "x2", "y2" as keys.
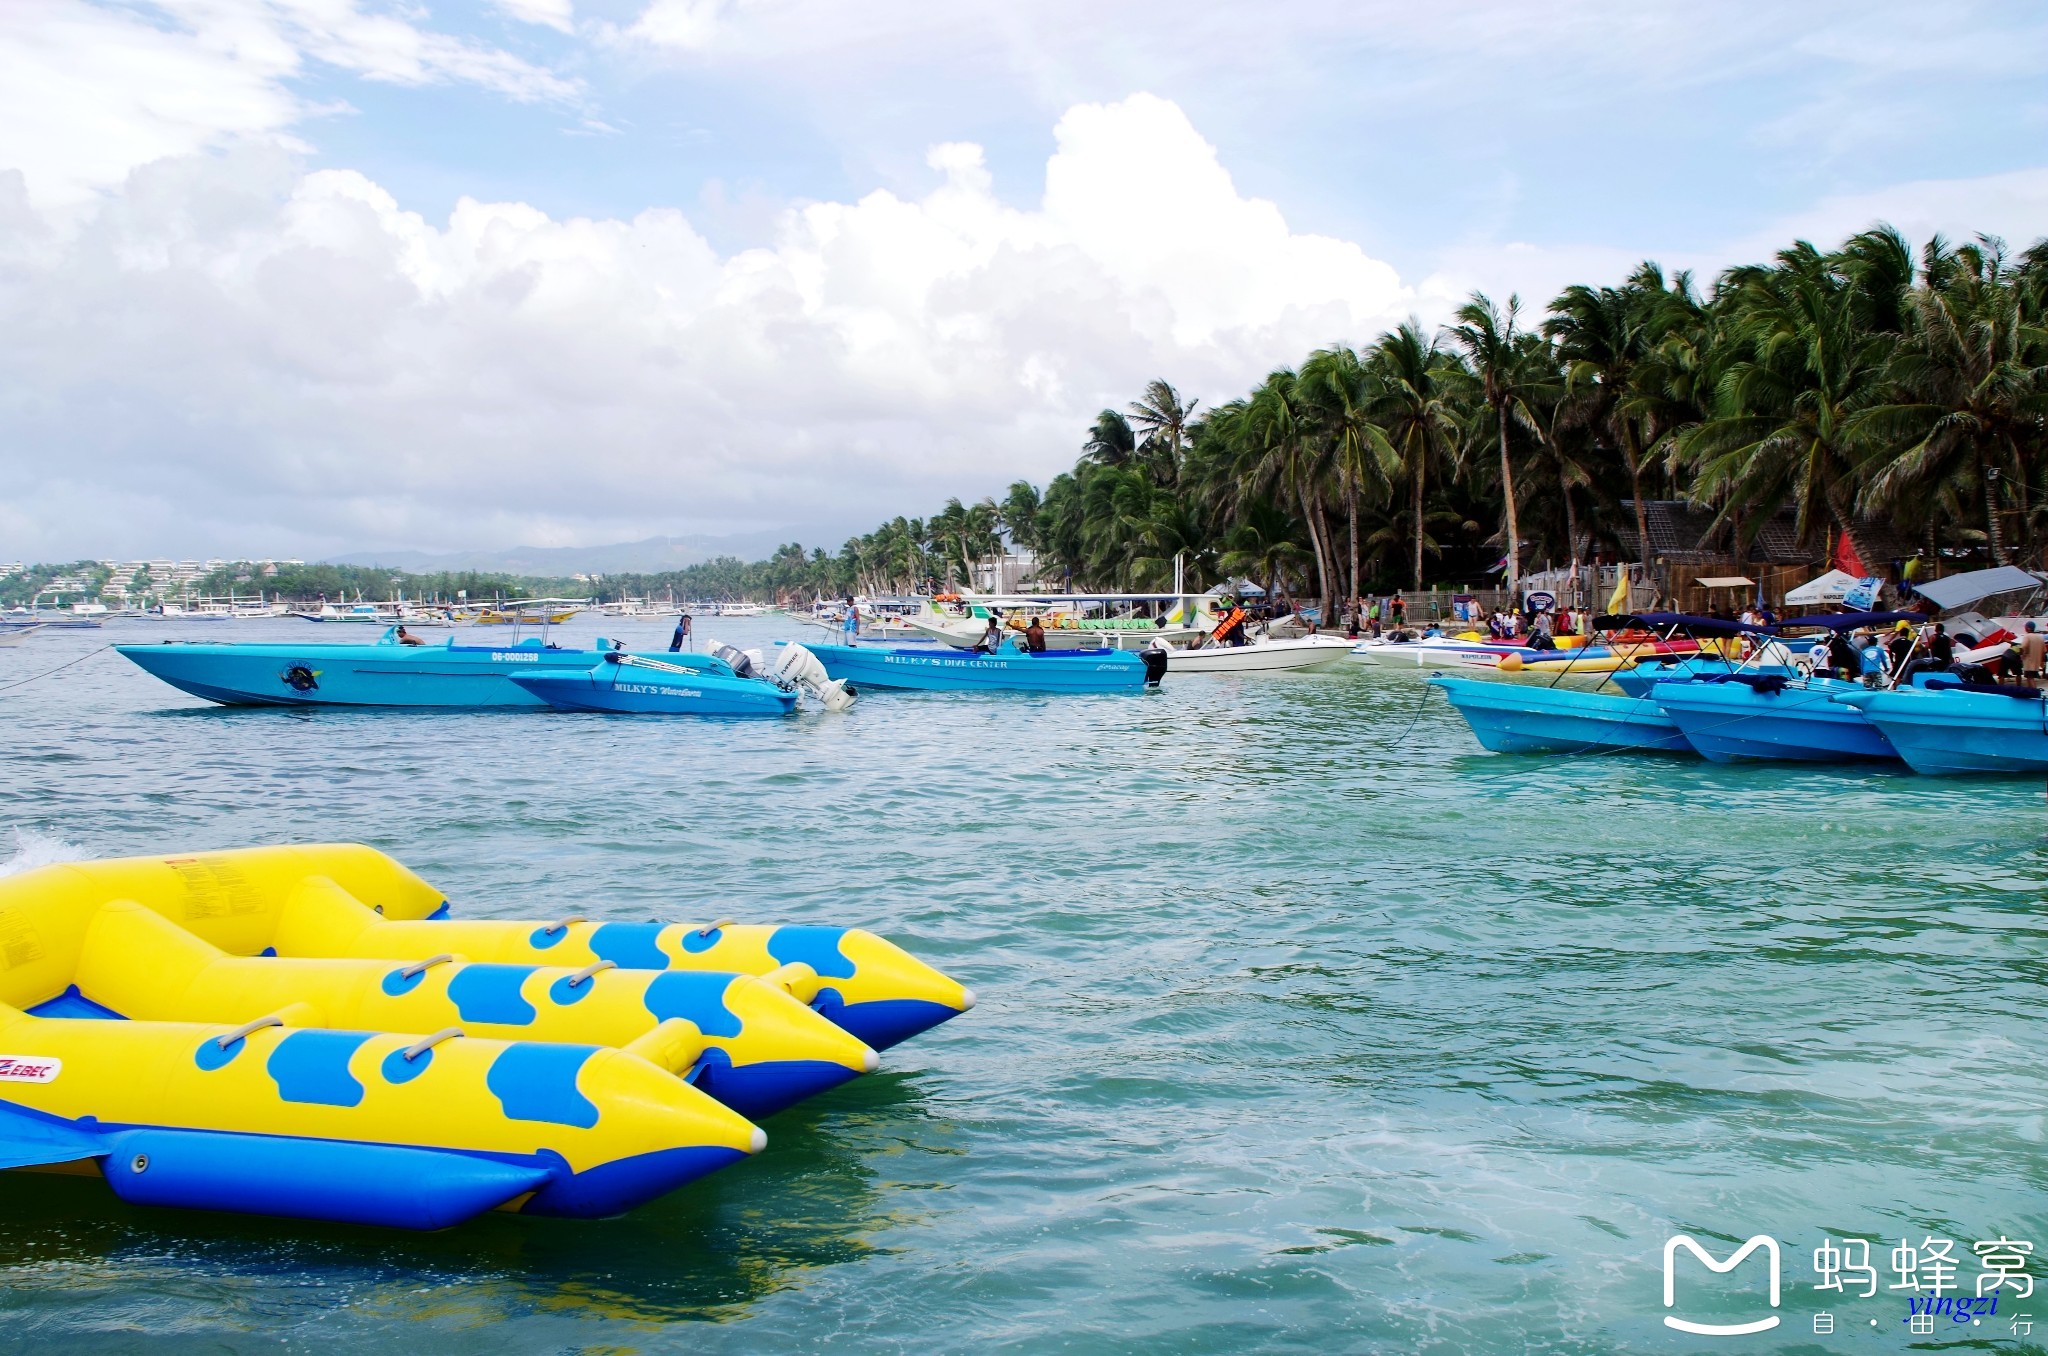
[
  {"x1": 0, "y1": 1001, "x2": 763, "y2": 1228},
  {"x1": 0, "y1": 845, "x2": 975, "y2": 1229},
  {"x1": 26, "y1": 844, "x2": 976, "y2": 1054}
]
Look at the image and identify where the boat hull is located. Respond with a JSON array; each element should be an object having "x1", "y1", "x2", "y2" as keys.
[
  {"x1": 804, "y1": 642, "x2": 1155, "y2": 693},
  {"x1": 1164, "y1": 637, "x2": 1354, "y2": 673},
  {"x1": 1650, "y1": 679, "x2": 1896, "y2": 763},
  {"x1": 115, "y1": 641, "x2": 730, "y2": 709},
  {"x1": 1430, "y1": 677, "x2": 1693, "y2": 754},
  {"x1": 508, "y1": 667, "x2": 796, "y2": 716},
  {"x1": 1833, "y1": 688, "x2": 2048, "y2": 774}
]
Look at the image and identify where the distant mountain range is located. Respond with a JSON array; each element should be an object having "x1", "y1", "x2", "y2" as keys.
[{"x1": 327, "y1": 532, "x2": 815, "y2": 578}]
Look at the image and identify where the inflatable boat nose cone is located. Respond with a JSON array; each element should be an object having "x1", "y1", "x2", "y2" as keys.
[
  {"x1": 862, "y1": 1047, "x2": 880, "y2": 1073},
  {"x1": 959, "y1": 987, "x2": 977, "y2": 1011},
  {"x1": 749, "y1": 1126, "x2": 768, "y2": 1154},
  {"x1": 692, "y1": 1049, "x2": 868, "y2": 1119}
]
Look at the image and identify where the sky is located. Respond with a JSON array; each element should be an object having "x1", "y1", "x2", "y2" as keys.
[{"x1": 2, "y1": 0, "x2": 2047, "y2": 562}]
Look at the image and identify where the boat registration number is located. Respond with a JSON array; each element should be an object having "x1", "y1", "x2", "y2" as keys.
[{"x1": 0, "y1": 1056, "x2": 61, "y2": 1083}]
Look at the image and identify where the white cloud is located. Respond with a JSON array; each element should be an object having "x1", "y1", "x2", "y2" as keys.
[
  {"x1": 0, "y1": 0, "x2": 577, "y2": 212},
  {"x1": 625, "y1": 0, "x2": 730, "y2": 50},
  {"x1": 1415, "y1": 165, "x2": 2048, "y2": 323},
  {"x1": 0, "y1": 95, "x2": 1412, "y2": 558},
  {"x1": 493, "y1": 0, "x2": 576, "y2": 35}
]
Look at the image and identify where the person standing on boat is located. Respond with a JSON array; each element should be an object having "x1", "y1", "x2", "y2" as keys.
[
  {"x1": 1024, "y1": 616, "x2": 1048, "y2": 653},
  {"x1": 2021, "y1": 622, "x2": 2046, "y2": 683},
  {"x1": 669, "y1": 612, "x2": 692, "y2": 652},
  {"x1": 842, "y1": 597, "x2": 860, "y2": 646},
  {"x1": 974, "y1": 616, "x2": 1003, "y2": 654}
]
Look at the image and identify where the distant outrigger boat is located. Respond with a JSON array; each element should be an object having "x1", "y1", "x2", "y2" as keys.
[{"x1": 900, "y1": 589, "x2": 1215, "y2": 651}]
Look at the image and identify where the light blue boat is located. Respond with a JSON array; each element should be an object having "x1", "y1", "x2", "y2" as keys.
[
  {"x1": 1832, "y1": 683, "x2": 2048, "y2": 775},
  {"x1": 1428, "y1": 676, "x2": 1694, "y2": 755},
  {"x1": 510, "y1": 655, "x2": 799, "y2": 716},
  {"x1": 1648, "y1": 675, "x2": 1897, "y2": 763},
  {"x1": 800, "y1": 641, "x2": 1164, "y2": 694},
  {"x1": 115, "y1": 632, "x2": 734, "y2": 708},
  {"x1": 1607, "y1": 655, "x2": 1749, "y2": 697}
]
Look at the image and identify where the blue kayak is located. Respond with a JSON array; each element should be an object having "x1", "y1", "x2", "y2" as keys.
[
  {"x1": 1648, "y1": 675, "x2": 1897, "y2": 763},
  {"x1": 1833, "y1": 683, "x2": 2048, "y2": 774},
  {"x1": 115, "y1": 632, "x2": 735, "y2": 708},
  {"x1": 1429, "y1": 676, "x2": 1693, "y2": 755},
  {"x1": 800, "y1": 641, "x2": 1164, "y2": 693}
]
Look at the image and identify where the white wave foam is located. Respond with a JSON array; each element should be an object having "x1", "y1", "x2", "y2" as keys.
[{"x1": 0, "y1": 828, "x2": 87, "y2": 877}]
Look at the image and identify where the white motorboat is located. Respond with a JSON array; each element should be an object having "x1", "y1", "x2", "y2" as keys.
[
  {"x1": 0, "y1": 622, "x2": 42, "y2": 646},
  {"x1": 1161, "y1": 635, "x2": 1356, "y2": 674}
]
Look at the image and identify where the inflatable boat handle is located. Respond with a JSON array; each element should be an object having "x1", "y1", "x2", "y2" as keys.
[
  {"x1": 400, "y1": 953, "x2": 456, "y2": 979},
  {"x1": 565, "y1": 959, "x2": 616, "y2": 988},
  {"x1": 696, "y1": 918, "x2": 737, "y2": 938},
  {"x1": 215, "y1": 1015, "x2": 283, "y2": 1050},
  {"x1": 540, "y1": 916, "x2": 587, "y2": 937},
  {"x1": 402, "y1": 1026, "x2": 464, "y2": 1061}
]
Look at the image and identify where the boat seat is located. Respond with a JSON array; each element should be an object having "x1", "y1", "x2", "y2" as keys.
[{"x1": 1924, "y1": 678, "x2": 2045, "y2": 701}]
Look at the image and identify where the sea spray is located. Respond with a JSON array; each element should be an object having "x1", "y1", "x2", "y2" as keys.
[{"x1": 0, "y1": 827, "x2": 86, "y2": 877}]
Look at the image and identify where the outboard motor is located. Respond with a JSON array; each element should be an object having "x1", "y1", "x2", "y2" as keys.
[
  {"x1": 711, "y1": 642, "x2": 754, "y2": 678},
  {"x1": 770, "y1": 642, "x2": 856, "y2": 712},
  {"x1": 1139, "y1": 648, "x2": 1168, "y2": 687}
]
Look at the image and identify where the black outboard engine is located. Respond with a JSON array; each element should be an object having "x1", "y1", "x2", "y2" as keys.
[
  {"x1": 712, "y1": 642, "x2": 754, "y2": 678},
  {"x1": 1139, "y1": 648, "x2": 1169, "y2": 686}
]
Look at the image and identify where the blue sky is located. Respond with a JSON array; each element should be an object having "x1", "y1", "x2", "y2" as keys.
[{"x1": 2, "y1": 0, "x2": 2046, "y2": 559}]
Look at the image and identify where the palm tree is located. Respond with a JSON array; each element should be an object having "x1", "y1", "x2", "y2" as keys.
[
  {"x1": 1855, "y1": 236, "x2": 2048, "y2": 562},
  {"x1": 1083, "y1": 410, "x2": 1138, "y2": 468},
  {"x1": 1366, "y1": 323, "x2": 1460, "y2": 590},
  {"x1": 1219, "y1": 500, "x2": 1311, "y2": 605},
  {"x1": 1679, "y1": 244, "x2": 1895, "y2": 552},
  {"x1": 1127, "y1": 379, "x2": 1198, "y2": 488},
  {"x1": 1448, "y1": 293, "x2": 1554, "y2": 595},
  {"x1": 1297, "y1": 345, "x2": 1400, "y2": 605},
  {"x1": 1545, "y1": 281, "x2": 1658, "y2": 566}
]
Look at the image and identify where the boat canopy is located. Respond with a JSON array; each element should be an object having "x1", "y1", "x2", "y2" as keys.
[
  {"x1": 1908, "y1": 566, "x2": 2048, "y2": 611},
  {"x1": 1773, "y1": 610, "x2": 1923, "y2": 631},
  {"x1": 1783, "y1": 569, "x2": 1860, "y2": 604},
  {"x1": 1592, "y1": 612, "x2": 1767, "y2": 636}
]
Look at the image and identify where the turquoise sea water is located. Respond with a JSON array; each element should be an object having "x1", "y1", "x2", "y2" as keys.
[{"x1": 3, "y1": 616, "x2": 2046, "y2": 1353}]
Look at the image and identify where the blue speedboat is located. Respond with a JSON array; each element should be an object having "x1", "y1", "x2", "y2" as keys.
[
  {"x1": 1832, "y1": 682, "x2": 2048, "y2": 774},
  {"x1": 508, "y1": 646, "x2": 852, "y2": 717},
  {"x1": 1429, "y1": 676, "x2": 1693, "y2": 755},
  {"x1": 800, "y1": 640, "x2": 1164, "y2": 693},
  {"x1": 1648, "y1": 675, "x2": 1898, "y2": 763},
  {"x1": 115, "y1": 632, "x2": 733, "y2": 708},
  {"x1": 511, "y1": 658, "x2": 797, "y2": 716}
]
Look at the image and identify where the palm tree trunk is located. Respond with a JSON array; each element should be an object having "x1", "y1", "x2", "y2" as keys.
[
  {"x1": 1311, "y1": 492, "x2": 1339, "y2": 623},
  {"x1": 1411, "y1": 449, "x2": 1427, "y2": 591},
  {"x1": 1624, "y1": 427, "x2": 1652, "y2": 570},
  {"x1": 1497, "y1": 400, "x2": 1520, "y2": 597},
  {"x1": 1347, "y1": 484, "x2": 1360, "y2": 607},
  {"x1": 1299, "y1": 485, "x2": 1330, "y2": 616}
]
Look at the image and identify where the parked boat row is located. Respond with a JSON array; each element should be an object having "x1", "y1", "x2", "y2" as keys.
[
  {"x1": 0, "y1": 844, "x2": 972, "y2": 1228},
  {"x1": 1431, "y1": 609, "x2": 2048, "y2": 774}
]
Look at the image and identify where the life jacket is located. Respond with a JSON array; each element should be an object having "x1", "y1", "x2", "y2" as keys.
[{"x1": 1212, "y1": 607, "x2": 1247, "y2": 643}]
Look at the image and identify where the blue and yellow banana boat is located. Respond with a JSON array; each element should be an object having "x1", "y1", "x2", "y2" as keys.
[
  {"x1": 0, "y1": 1002, "x2": 764, "y2": 1228},
  {"x1": 0, "y1": 845, "x2": 974, "y2": 1228}
]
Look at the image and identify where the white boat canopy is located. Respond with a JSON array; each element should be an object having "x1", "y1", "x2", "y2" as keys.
[
  {"x1": 1694, "y1": 575, "x2": 1755, "y2": 589},
  {"x1": 1909, "y1": 565, "x2": 2048, "y2": 611},
  {"x1": 1784, "y1": 569, "x2": 1859, "y2": 604}
]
